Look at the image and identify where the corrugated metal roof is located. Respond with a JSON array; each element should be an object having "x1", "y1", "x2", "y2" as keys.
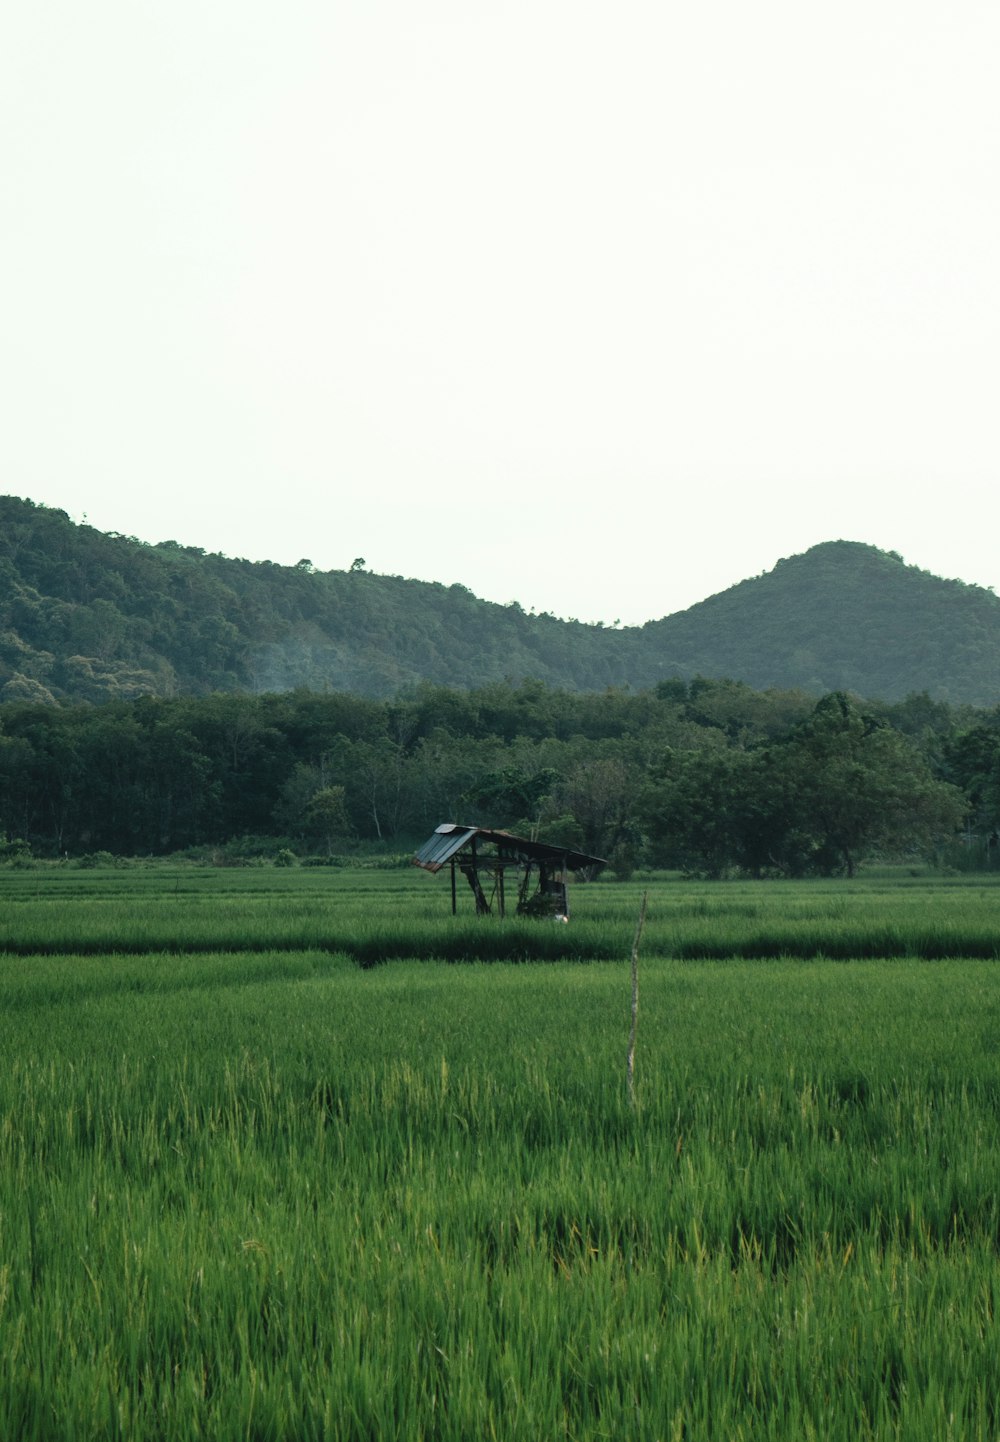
[
  {"x1": 413, "y1": 824, "x2": 480, "y2": 872},
  {"x1": 413, "y1": 823, "x2": 607, "y2": 874}
]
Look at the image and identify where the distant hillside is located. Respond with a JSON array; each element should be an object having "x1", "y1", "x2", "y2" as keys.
[
  {"x1": 642, "y1": 541, "x2": 1000, "y2": 705},
  {"x1": 2, "y1": 496, "x2": 999, "y2": 704},
  {"x1": 0, "y1": 496, "x2": 646, "y2": 701}
]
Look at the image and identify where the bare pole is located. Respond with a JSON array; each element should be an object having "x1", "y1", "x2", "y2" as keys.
[{"x1": 626, "y1": 890, "x2": 648, "y2": 1110}]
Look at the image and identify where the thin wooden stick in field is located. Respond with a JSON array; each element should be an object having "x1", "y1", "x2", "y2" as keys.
[{"x1": 626, "y1": 890, "x2": 648, "y2": 1109}]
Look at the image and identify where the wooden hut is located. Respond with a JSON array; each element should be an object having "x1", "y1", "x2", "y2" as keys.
[{"x1": 413, "y1": 823, "x2": 606, "y2": 918}]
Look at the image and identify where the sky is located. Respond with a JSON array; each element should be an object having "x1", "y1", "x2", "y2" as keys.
[{"x1": 3, "y1": 1, "x2": 998, "y2": 625}]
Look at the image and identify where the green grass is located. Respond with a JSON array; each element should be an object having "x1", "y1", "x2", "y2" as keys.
[{"x1": 2, "y1": 867, "x2": 1000, "y2": 1437}]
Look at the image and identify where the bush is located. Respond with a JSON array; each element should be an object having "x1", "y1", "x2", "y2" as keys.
[
  {"x1": 0, "y1": 836, "x2": 32, "y2": 865},
  {"x1": 76, "y1": 851, "x2": 118, "y2": 869},
  {"x1": 610, "y1": 842, "x2": 639, "y2": 882},
  {"x1": 934, "y1": 839, "x2": 998, "y2": 873}
]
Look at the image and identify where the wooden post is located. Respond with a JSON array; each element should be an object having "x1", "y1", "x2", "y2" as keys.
[{"x1": 626, "y1": 891, "x2": 648, "y2": 1110}]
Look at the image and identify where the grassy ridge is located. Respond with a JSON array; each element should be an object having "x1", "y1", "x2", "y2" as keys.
[{"x1": 3, "y1": 870, "x2": 1000, "y2": 1437}]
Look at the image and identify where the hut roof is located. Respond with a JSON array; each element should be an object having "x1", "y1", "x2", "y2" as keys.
[{"x1": 413, "y1": 823, "x2": 607, "y2": 875}]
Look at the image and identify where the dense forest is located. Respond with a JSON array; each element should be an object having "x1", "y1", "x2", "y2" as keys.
[
  {"x1": 1, "y1": 677, "x2": 997, "y2": 876},
  {"x1": 4, "y1": 496, "x2": 1000, "y2": 704}
]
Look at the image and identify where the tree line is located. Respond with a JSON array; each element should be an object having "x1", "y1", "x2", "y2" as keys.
[{"x1": 1, "y1": 678, "x2": 996, "y2": 875}]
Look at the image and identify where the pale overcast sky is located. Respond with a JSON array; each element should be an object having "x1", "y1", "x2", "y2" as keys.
[{"x1": 3, "y1": 2, "x2": 998, "y2": 624}]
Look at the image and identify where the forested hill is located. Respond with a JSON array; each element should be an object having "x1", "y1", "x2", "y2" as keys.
[
  {"x1": 640, "y1": 541, "x2": 1000, "y2": 704},
  {"x1": 0, "y1": 496, "x2": 646, "y2": 701},
  {"x1": 2, "y1": 496, "x2": 1000, "y2": 704}
]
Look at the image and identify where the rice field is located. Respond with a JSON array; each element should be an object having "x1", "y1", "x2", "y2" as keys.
[
  {"x1": 2, "y1": 863, "x2": 1000, "y2": 962},
  {"x1": 2, "y1": 865, "x2": 1000, "y2": 1438}
]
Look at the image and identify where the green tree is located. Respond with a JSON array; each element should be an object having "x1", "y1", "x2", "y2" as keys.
[
  {"x1": 641, "y1": 747, "x2": 757, "y2": 877},
  {"x1": 465, "y1": 765, "x2": 563, "y2": 828},
  {"x1": 304, "y1": 785, "x2": 352, "y2": 854},
  {"x1": 643, "y1": 695, "x2": 967, "y2": 878},
  {"x1": 942, "y1": 719, "x2": 1000, "y2": 837},
  {"x1": 769, "y1": 694, "x2": 967, "y2": 876},
  {"x1": 542, "y1": 755, "x2": 639, "y2": 869}
]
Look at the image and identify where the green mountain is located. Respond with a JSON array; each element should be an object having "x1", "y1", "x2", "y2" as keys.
[
  {"x1": 2, "y1": 496, "x2": 999, "y2": 704},
  {"x1": 642, "y1": 541, "x2": 1000, "y2": 705}
]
